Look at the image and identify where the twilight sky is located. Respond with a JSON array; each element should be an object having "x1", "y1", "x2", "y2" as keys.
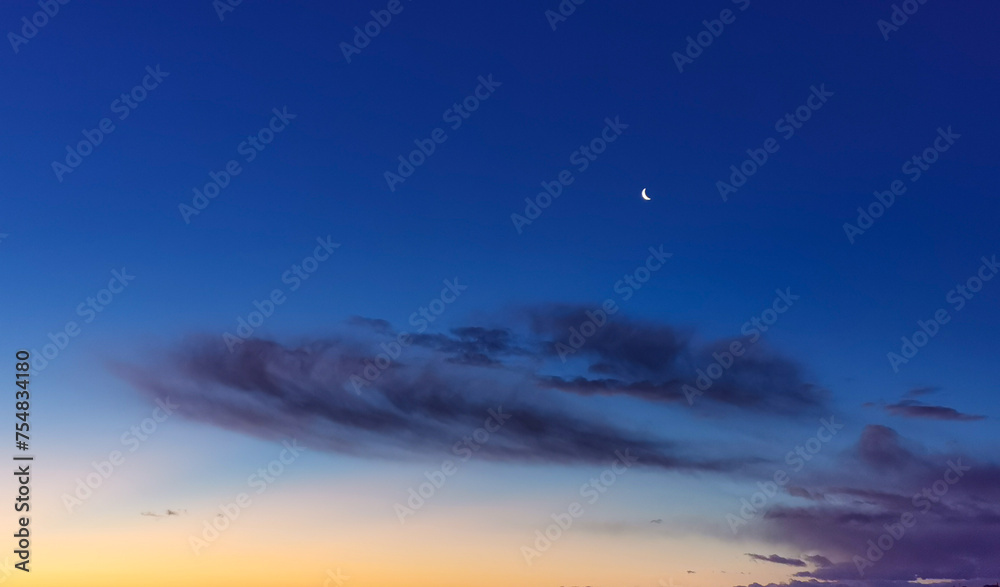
[{"x1": 2, "y1": 1, "x2": 999, "y2": 586}]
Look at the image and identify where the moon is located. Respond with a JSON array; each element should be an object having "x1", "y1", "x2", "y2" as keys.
[{"x1": 641, "y1": 188, "x2": 651, "y2": 201}]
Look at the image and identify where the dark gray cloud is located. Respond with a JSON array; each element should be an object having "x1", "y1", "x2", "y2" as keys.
[
  {"x1": 140, "y1": 509, "x2": 185, "y2": 519},
  {"x1": 867, "y1": 387, "x2": 986, "y2": 422},
  {"x1": 117, "y1": 334, "x2": 757, "y2": 472},
  {"x1": 523, "y1": 305, "x2": 827, "y2": 416},
  {"x1": 535, "y1": 375, "x2": 687, "y2": 403},
  {"x1": 408, "y1": 326, "x2": 529, "y2": 366},
  {"x1": 119, "y1": 306, "x2": 827, "y2": 472},
  {"x1": 747, "y1": 553, "x2": 807, "y2": 567}
]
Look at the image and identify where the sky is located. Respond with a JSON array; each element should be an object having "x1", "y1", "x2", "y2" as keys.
[{"x1": 2, "y1": 0, "x2": 999, "y2": 586}]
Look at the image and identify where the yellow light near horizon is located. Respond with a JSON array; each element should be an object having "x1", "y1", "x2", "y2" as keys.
[{"x1": 30, "y1": 468, "x2": 793, "y2": 587}]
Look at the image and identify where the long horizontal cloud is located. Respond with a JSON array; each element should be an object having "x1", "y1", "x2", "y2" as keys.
[
  {"x1": 902, "y1": 386, "x2": 938, "y2": 399},
  {"x1": 747, "y1": 553, "x2": 807, "y2": 567},
  {"x1": 118, "y1": 305, "x2": 827, "y2": 470},
  {"x1": 884, "y1": 400, "x2": 986, "y2": 421},
  {"x1": 117, "y1": 335, "x2": 756, "y2": 472}
]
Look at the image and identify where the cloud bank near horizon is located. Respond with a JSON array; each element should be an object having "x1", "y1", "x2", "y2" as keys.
[{"x1": 727, "y1": 425, "x2": 1000, "y2": 587}]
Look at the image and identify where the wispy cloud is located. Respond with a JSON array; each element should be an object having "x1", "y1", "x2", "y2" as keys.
[
  {"x1": 746, "y1": 553, "x2": 807, "y2": 567},
  {"x1": 903, "y1": 386, "x2": 938, "y2": 399},
  {"x1": 116, "y1": 306, "x2": 827, "y2": 472},
  {"x1": 884, "y1": 399, "x2": 986, "y2": 421},
  {"x1": 140, "y1": 509, "x2": 186, "y2": 519}
]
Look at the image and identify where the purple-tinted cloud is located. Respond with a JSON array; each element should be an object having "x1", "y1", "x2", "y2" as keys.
[
  {"x1": 116, "y1": 332, "x2": 758, "y2": 472},
  {"x1": 118, "y1": 307, "x2": 827, "y2": 471},
  {"x1": 884, "y1": 400, "x2": 986, "y2": 421},
  {"x1": 856, "y1": 425, "x2": 919, "y2": 469},
  {"x1": 523, "y1": 305, "x2": 827, "y2": 416},
  {"x1": 726, "y1": 425, "x2": 1000, "y2": 587},
  {"x1": 803, "y1": 555, "x2": 833, "y2": 568},
  {"x1": 903, "y1": 386, "x2": 938, "y2": 399}
]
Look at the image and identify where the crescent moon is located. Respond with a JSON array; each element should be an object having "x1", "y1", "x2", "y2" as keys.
[{"x1": 641, "y1": 188, "x2": 651, "y2": 201}]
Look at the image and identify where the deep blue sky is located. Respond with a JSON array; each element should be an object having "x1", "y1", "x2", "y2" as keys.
[
  {"x1": 5, "y1": 0, "x2": 997, "y2": 418},
  {"x1": 2, "y1": 1, "x2": 999, "y2": 584}
]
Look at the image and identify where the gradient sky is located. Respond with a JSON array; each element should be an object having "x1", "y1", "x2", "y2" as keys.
[{"x1": 2, "y1": 1, "x2": 999, "y2": 586}]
